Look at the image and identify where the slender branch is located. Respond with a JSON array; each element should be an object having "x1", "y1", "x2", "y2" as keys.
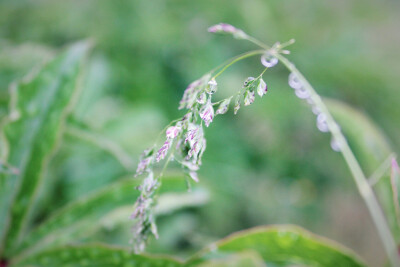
[
  {"x1": 211, "y1": 50, "x2": 265, "y2": 79},
  {"x1": 278, "y1": 55, "x2": 399, "y2": 267},
  {"x1": 245, "y1": 35, "x2": 400, "y2": 266}
]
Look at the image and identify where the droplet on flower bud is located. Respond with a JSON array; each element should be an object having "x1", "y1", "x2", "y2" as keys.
[
  {"x1": 199, "y1": 99, "x2": 214, "y2": 127},
  {"x1": 243, "y1": 90, "x2": 255, "y2": 106},
  {"x1": 206, "y1": 78, "x2": 217, "y2": 94},
  {"x1": 257, "y1": 78, "x2": 268, "y2": 97},
  {"x1": 196, "y1": 92, "x2": 207, "y2": 104},
  {"x1": 166, "y1": 125, "x2": 181, "y2": 139},
  {"x1": 234, "y1": 95, "x2": 241, "y2": 115},
  {"x1": 243, "y1": 77, "x2": 255, "y2": 87},
  {"x1": 316, "y1": 113, "x2": 329, "y2": 133},
  {"x1": 261, "y1": 53, "x2": 278, "y2": 68},
  {"x1": 288, "y1": 73, "x2": 302, "y2": 90},
  {"x1": 216, "y1": 98, "x2": 231, "y2": 115}
]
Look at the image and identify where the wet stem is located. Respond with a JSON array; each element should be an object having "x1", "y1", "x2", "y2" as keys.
[{"x1": 245, "y1": 36, "x2": 400, "y2": 266}]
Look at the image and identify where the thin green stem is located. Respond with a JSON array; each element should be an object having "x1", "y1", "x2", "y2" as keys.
[
  {"x1": 246, "y1": 35, "x2": 400, "y2": 266},
  {"x1": 279, "y1": 55, "x2": 399, "y2": 266},
  {"x1": 211, "y1": 50, "x2": 265, "y2": 79}
]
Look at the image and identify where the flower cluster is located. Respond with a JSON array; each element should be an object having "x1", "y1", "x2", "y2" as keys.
[{"x1": 131, "y1": 23, "x2": 278, "y2": 253}]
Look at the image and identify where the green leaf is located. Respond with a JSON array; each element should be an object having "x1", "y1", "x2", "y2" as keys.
[
  {"x1": 12, "y1": 176, "x2": 206, "y2": 260},
  {"x1": 195, "y1": 251, "x2": 265, "y2": 267},
  {"x1": 0, "y1": 41, "x2": 91, "y2": 255},
  {"x1": 188, "y1": 225, "x2": 366, "y2": 267},
  {"x1": 11, "y1": 243, "x2": 183, "y2": 267},
  {"x1": 325, "y1": 99, "x2": 400, "y2": 239}
]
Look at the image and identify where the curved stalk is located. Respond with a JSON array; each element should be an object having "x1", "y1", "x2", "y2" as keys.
[
  {"x1": 244, "y1": 36, "x2": 399, "y2": 266},
  {"x1": 279, "y1": 55, "x2": 399, "y2": 266}
]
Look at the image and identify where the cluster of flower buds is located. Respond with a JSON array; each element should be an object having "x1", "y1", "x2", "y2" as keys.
[
  {"x1": 131, "y1": 23, "x2": 278, "y2": 253},
  {"x1": 233, "y1": 76, "x2": 268, "y2": 114}
]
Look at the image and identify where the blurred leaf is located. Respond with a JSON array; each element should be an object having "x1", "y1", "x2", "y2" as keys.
[
  {"x1": 12, "y1": 243, "x2": 183, "y2": 267},
  {"x1": 195, "y1": 251, "x2": 266, "y2": 267},
  {"x1": 188, "y1": 225, "x2": 366, "y2": 267},
  {"x1": 100, "y1": 189, "x2": 209, "y2": 230},
  {"x1": 391, "y1": 158, "x2": 400, "y2": 228},
  {"x1": 12, "y1": 176, "x2": 206, "y2": 260},
  {"x1": 325, "y1": 99, "x2": 400, "y2": 240},
  {"x1": 0, "y1": 41, "x2": 90, "y2": 255}
]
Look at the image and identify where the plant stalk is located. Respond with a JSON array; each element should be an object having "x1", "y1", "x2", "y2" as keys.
[{"x1": 245, "y1": 36, "x2": 399, "y2": 266}]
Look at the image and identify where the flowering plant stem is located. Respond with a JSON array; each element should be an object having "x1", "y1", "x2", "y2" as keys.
[{"x1": 246, "y1": 36, "x2": 400, "y2": 266}]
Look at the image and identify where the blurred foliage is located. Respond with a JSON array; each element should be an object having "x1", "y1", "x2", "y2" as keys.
[{"x1": 1, "y1": 0, "x2": 399, "y2": 266}]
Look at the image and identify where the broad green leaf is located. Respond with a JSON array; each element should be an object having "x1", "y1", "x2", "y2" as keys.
[
  {"x1": 0, "y1": 41, "x2": 91, "y2": 255},
  {"x1": 325, "y1": 99, "x2": 400, "y2": 239},
  {"x1": 195, "y1": 251, "x2": 265, "y2": 267},
  {"x1": 0, "y1": 42, "x2": 55, "y2": 118},
  {"x1": 11, "y1": 243, "x2": 183, "y2": 267},
  {"x1": 12, "y1": 176, "x2": 206, "y2": 260},
  {"x1": 188, "y1": 225, "x2": 366, "y2": 267}
]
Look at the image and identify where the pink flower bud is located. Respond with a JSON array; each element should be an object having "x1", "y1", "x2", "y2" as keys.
[
  {"x1": 156, "y1": 139, "x2": 172, "y2": 162},
  {"x1": 166, "y1": 126, "x2": 181, "y2": 139},
  {"x1": 200, "y1": 100, "x2": 214, "y2": 127}
]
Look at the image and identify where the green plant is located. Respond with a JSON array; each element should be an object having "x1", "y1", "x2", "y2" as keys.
[
  {"x1": 131, "y1": 24, "x2": 400, "y2": 266},
  {"x1": 0, "y1": 24, "x2": 398, "y2": 267}
]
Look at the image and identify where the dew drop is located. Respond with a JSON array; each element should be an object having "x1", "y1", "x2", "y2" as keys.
[
  {"x1": 288, "y1": 73, "x2": 302, "y2": 89},
  {"x1": 330, "y1": 137, "x2": 341, "y2": 152},
  {"x1": 316, "y1": 113, "x2": 329, "y2": 132},
  {"x1": 311, "y1": 105, "x2": 321, "y2": 115},
  {"x1": 261, "y1": 53, "x2": 278, "y2": 68},
  {"x1": 294, "y1": 87, "x2": 310, "y2": 99}
]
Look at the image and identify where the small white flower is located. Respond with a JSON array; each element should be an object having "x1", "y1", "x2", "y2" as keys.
[
  {"x1": 257, "y1": 78, "x2": 268, "y2": 97},
  {"x1": 216, "y1": 98, "x2": 231, "y2": 115},
  {"x1": 243, "y1": 90, "x2": 255, "y2": 106}
]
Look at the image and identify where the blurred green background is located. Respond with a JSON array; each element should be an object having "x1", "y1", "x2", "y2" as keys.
[{"x1": 1, "y1": 0, "x2": 399, "y2": 266}]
